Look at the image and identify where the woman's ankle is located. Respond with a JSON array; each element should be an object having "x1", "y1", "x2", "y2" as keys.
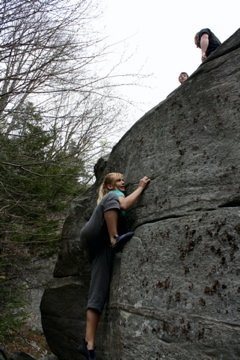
[
  {"x1": 85, "y1": 338, "x2": 95, "y2": 350},
  {"x1": 110, "y1": 235, "x2": 118, "y2": 246}
]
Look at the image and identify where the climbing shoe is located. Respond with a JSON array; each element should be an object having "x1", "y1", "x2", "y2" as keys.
[{"x1": 112, "y1": 231, "x2": 134, "y2": 253}]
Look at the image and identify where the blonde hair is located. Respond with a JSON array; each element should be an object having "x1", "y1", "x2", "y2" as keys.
[{"x1": 97, "y1": 172, "x2": 123, "y2": 204}]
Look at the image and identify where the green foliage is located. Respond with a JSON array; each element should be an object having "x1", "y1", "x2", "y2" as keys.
[
  {"x1": 0, "y1": 102, "x2": 88, "y2": 253},
  {"x1": 0, "y1": 284, "x2": 27, "y2": 343},
  {"x1": 0, "y1": 101, "x2": 90, "y2": 343}
]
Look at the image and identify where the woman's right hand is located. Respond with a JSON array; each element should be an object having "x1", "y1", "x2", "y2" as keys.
[
  {"x1": 138, "y1": 176, "x2": 151, "y2": 189},
  {"x1": 119, "y1": 176, "x2": 151, "y2": 210}
]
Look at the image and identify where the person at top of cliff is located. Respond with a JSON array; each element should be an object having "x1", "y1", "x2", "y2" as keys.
[
  {"x1": 178, "y1": 71, "x2": 189, "y2": 84},
  {"x1": 76, "y1": 172, "x2": 150, "y2": 360},
  {"x1": 194, "y1": 28, "x2": 221, "y2": 62}
]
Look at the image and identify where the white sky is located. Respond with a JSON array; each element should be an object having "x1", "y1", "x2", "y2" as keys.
[{"x1": 98, "y1": 0, "x2": 239, "y2": 144}]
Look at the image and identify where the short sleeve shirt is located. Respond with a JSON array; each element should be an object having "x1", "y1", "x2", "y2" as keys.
[
  {"x1": 80, "y1": 189, "x2": 125, "y2": 244},
  {"x1": 197, "y1": 28, "x2": 221, "y2": 56},
  {"x1": 101, "y1": 189, "x2": 125, "y2": 211}
]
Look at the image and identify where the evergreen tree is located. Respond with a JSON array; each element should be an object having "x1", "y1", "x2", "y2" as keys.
[{"x1": 0, "y1": 102, "x2": 87, "y2": 253}]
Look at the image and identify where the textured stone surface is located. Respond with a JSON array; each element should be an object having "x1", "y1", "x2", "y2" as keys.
[
  {"x1": 0, "y1": 351, "x2": 37, "y2": 360},
  {"x1": 41, "y1": 29, "x2": 240, "y2": 359},
  {"x1": 108, "y1": 208, "x2": 240, "y2": 359}
]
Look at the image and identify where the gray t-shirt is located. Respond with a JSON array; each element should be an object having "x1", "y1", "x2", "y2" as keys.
[{"x1": 80, "y1": 190, "x2": 124, "y2": 249}]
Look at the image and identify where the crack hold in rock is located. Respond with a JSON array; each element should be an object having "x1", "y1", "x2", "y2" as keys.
[{"x1": 219, "y1": 199, "x2": 240, "y2": 208}]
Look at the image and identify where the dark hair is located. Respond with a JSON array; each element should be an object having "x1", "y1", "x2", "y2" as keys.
[
  {"x1": 194, "y1": 33, "x2": 200, "y2": 47},
  {"x1": 178, "y1": 72, "x2": 189, "y2": 84},
  {"x1": 179, "y1": 72, "x2": 188, "y2": 77}
]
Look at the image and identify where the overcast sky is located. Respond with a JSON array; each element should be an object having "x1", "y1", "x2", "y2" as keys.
[{"x1": 98, "y1": 0, "x2": 239, "y2": 144}]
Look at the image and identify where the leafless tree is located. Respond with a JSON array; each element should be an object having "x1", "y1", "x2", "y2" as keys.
[
  {"x1": 0, "y1": 0, "x2": 137, "y2": 163},
  {"x1": 0, "y1": 2, "x2": 145, "y2": 337}
]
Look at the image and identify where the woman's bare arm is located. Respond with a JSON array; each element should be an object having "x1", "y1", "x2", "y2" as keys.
[{"x1": 118, "y1": 176, "x2": 150, "y2": 210}]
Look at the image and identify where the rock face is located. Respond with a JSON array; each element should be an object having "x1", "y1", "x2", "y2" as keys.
[{"x1": 40, "y1": 29, "x2": 240, "y2": 359}]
